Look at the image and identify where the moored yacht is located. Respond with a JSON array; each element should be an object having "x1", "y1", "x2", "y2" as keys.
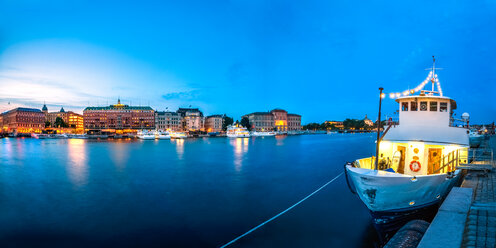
[
  {"x1": 155, "y1": 130, "x2": 171, "y2": 139},
  {"x1": 345, "y1": 59, "x2": 469, "y2": 222},
  {"x1": 137, "y1": 130, "x2": 155, "y2": 140},
  {"x1": 226, "y1": 125, "x2": 250, "y2": 138},
  {"x1": 251, "y1": 131, "x2": 276, "y2": 137},
  {"x1": 468, "y1": 129, "x2": 483, "y2": 148},
  {"x1": 170, "y1": 131, "x2": 188, "y2": 139}
]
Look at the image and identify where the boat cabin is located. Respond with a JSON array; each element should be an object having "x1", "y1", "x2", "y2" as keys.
[{"x1": 355, "y1": 93, "x2": 469, "y2": 176}]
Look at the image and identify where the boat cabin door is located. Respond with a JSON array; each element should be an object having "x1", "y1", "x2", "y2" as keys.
[
  {"x1": 428, "y1": 148, "x2": 442, "y2": 174},
  {"x1": 392, "y1": 146, "x2": 406, "y2": 173}
]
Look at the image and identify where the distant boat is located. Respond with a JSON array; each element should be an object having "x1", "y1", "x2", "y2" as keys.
[
  {"x1": 251, "y1": 131, "x2": 276, "y2": 137},
  {"x1": 226, "y1": 125, "x2": 250, "y2": 138},
  {"x1": 31, "y1": 133, "x2": 48, "y2": 139},
  {"x1": 155, "y1": 130, "x2": 171, "y2": 140},
  {"x1": 137, "y1": 130, "x2": 155, "y2": 140},
  {"x1": 170, "y1": 131, "x2": 188, "y2": 139},
  {"x1": 468, "y1": 129, "x2": 483, "y2": 148}
]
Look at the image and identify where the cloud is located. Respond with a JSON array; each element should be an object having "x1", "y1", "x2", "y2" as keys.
[{"x1": 162, "y1": 90, "x2": 200, "y2": 100}]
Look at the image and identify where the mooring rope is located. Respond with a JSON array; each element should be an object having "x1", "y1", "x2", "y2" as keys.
[{"x1": 220, "y1": 172, "x2": 344, "y2": 248}]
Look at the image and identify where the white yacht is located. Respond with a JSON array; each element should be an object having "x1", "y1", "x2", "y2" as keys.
[
  {"x1": 170, "y1": 131, "x2": 188, "y2": 139},
  {"x1": 227, "y1": 125, "x2": 250, "y2": 138},
  {"x1": 345, "y1": 60, "x2": 469, "y2": 221},
  {"x1": 137, "y1": 130, "x2": 155, "y2": 140},
  {"x1": 155, "y1": 130, "x2": 171, "y2": 140},
  {"x1": 468, "y1": 129, "x2": 483, "y2": 148},
  {"x1": 251, "y1": 131, "x2": 276, "y2": 137}
]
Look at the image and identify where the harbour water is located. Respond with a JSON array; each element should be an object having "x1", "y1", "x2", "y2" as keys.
[{"x1": 0, "y1": 134, "x2": 379, "y2": 247}]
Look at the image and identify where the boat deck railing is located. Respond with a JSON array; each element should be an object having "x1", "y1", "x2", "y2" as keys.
[
  {"x1": 458, "y1": 148, "x2": 494, "y2": 171},
  {"x1": 449, "y1": 117, "x2": 468, "y2": 128}
]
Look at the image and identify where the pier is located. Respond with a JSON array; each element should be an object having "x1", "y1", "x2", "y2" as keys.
[{"x1": 417, "y1": 136, "x2": 495, "y2": 248}]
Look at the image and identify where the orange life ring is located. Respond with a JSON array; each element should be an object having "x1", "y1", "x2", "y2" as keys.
[{"x1": 410, "y1": 160, "x2": 421, "y2": 172}]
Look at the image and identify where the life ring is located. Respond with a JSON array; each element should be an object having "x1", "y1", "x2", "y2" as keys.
[{"x1": 410, "y1": 160, "x2": 421, "y2": 172}]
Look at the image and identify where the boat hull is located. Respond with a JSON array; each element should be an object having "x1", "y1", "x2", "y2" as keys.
[{"x1": 346, "y1": 166, "x2": 461, "y2": 214}]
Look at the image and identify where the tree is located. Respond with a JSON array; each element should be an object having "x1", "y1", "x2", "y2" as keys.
[
  {"x1": 222, "y1": 115, "x2": 234, "y2": 131},
  {"x1": 45, "y1": 121, "x2": 51, "y2": 128},
  {"x1": 302, "y1": 122, "x2": 321, "y2": 130},
  {"x1": 54, "y1": 117, "x2": 69, "y2": 128},
  {"x1": 240, "y1": 117, "x2": 251, "y2": 131}
]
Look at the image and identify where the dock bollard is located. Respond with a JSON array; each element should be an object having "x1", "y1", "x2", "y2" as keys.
[{"x1": 384, "y1": 219, "x2": 430, "y2": 248}]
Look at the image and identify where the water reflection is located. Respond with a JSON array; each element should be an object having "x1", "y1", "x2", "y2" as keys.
[
  {"x1": 276, "y1": 135, "x2": 287, "y2": 146},
  {"x1": 111, "y1": 142, "x2": 130, "y2": 171},
  {"x1": 173, "y1": 139, "x2": 184, "y2": 160},
  {"x1": 230, "y1": 138, "x2": 249, "y2": 171},
  {"x1": 67, "y1": 139, "x2": 88, "y2": 187}
]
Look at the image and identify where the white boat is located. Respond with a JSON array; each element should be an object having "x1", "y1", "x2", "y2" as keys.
[
  {"x1": 227, "y1": 125, "x2": 250, "y2": 138},
  {"x1": 251, "y1": 131, "x2": 276, "y2": 137},
  {"x1": 468, "y1": 129, "x2": 483, "y2": 148},
  {"x1": 345, "y1": 60, "x2": 469, "y2": 221},
  {"x1": 31, "y1": 133, "x2": 48, "y2": 139},
  {"x1": 155, "y1": 130, "x2": 171, "y2": 139},
  {"x1": 170, "y1": 131, "x2": 188, "y2": 139},
  {"x1": 137, "y1": 130, "x2": 155, "y2": 140}
]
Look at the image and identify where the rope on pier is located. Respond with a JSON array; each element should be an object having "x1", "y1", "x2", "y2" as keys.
[{"x1": 220, "y1": 172, "x2": 344, "y2": 248}]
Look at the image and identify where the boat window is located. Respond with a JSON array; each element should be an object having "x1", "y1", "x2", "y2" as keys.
[
  {"x1": 440, "y1": 102, "x2": 448, "y2": 112},
  {"x1": 401, "y1": 102, "x2": 408, "y2": 111},
  {"x1": 420, "y1": 101, "x2": 427, "y2": 111},
  {"x1": 430, "y1": 101, "x2": 437, "y2": 111},
  {"x1": 411, "y1": 101, "x2": 418, "y2": 111}
]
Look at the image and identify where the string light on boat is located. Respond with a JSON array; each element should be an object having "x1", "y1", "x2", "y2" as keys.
[{"x1": 387, "y1": 71, "x2": 435, "y2": 99}]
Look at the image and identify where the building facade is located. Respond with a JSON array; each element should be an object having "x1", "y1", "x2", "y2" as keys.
[
  {"x1": 155, "y1": 111, "x2": 182, "y2": 131},
  {"x1": 44, "y1": 105, "x2": 84, "y2": 133},
  {"x1": 0, "y1": 108, "x2": 45, "y2": 134},
  {"x1": 363, "y1": 115, "x2": 374, "y2": 126},
  {"x1": 83, "y1": 99, "x2": 155, "y2": 133},
  {"x1": 205, "y1": 115, "x2": 224, "y2": 133},
  {"x1": 177, "y1": 108, "x2": 204, "y2": 132},
  {"x1": 243, "y1": 112, "x2": 274, "y2": 131},
  {"x1": 243, "y1": 109, "x2": 301, "y2": 132},
  {"x1": 287, "y1": 114, "x2": 302, "y2": 131},
  {"x1": 325, "y1": 121, "x2": 344, "y2": 129}
]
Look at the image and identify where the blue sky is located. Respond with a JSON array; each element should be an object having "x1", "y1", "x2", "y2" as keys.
[{"x1": 1, "y1": 0, "x2": 495, "y2": 123}]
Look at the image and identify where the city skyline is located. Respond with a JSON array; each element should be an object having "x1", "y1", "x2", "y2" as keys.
[{"x1": 1, "y1": 1, "x2": 496, "y2": 123}]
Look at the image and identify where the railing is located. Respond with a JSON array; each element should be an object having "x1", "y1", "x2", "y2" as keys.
[
  {"x1": 449, "y1": 117, "x2": 468, "y2": 128},
  {"x1": 467, "y1": 148, "x2": 494, "y2": 169},
  {"x1": 433, "y1": 149, "x2": 462, "y2": 174}
]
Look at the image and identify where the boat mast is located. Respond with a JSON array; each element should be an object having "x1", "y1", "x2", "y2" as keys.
[
  {"x1": 431, "y1": 56, "x2": 436, "y2": 92},
  {"x1": 375, "y1": 87, "x2": 384, "y2": 170}
]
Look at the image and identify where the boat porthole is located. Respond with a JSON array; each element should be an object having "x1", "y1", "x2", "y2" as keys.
[
  {"x1": 436, "y1": 195, "x2": 441, "y2": 199},
  {"x1": 409, "y1": 201, "x2": 415, "y2": 206}
]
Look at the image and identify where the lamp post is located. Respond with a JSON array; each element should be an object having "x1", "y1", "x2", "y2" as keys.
[{"x1": 375, "y1": 87, "x2": 384, "y2": 170}]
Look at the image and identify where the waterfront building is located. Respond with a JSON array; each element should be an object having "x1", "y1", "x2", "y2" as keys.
[
  {"x1": 325, "y1": 120, "x2": 344, "y2": 129},
  {"x1": 243, "y1": 112, "x2": 274, "y2": 131},
  {"x1": 205, "y1": 115, "x2": 224, "y2": 133},
  {"x1": 287, "y1": 113, "x2": 302, "y2": 131},
  {"x1": 363, "y1": 115, "x2": 374, "y2": 126},
  {"x1": 44, "y1": 105, "x2": 84, "y2": 133},
  {"x1": 177, "y1": 108, "x2": 204, "y2": 132},
  {"x1": 83, "y1": 99, "x2": 155, "y2": 133},
  {"x1": 243, "y1": 109, "x2": 302, "y2": 132},
  {"x1": 0, "y1": 107, "x2": 45, "y2": 134},
  {"x1": 155, "y1": 111, "x2": 182, "y2": 131}
]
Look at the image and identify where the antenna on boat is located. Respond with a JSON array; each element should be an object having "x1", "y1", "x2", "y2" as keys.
[{"x1": 431, "y1": 56, "x2": 436, "y2": 92}]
